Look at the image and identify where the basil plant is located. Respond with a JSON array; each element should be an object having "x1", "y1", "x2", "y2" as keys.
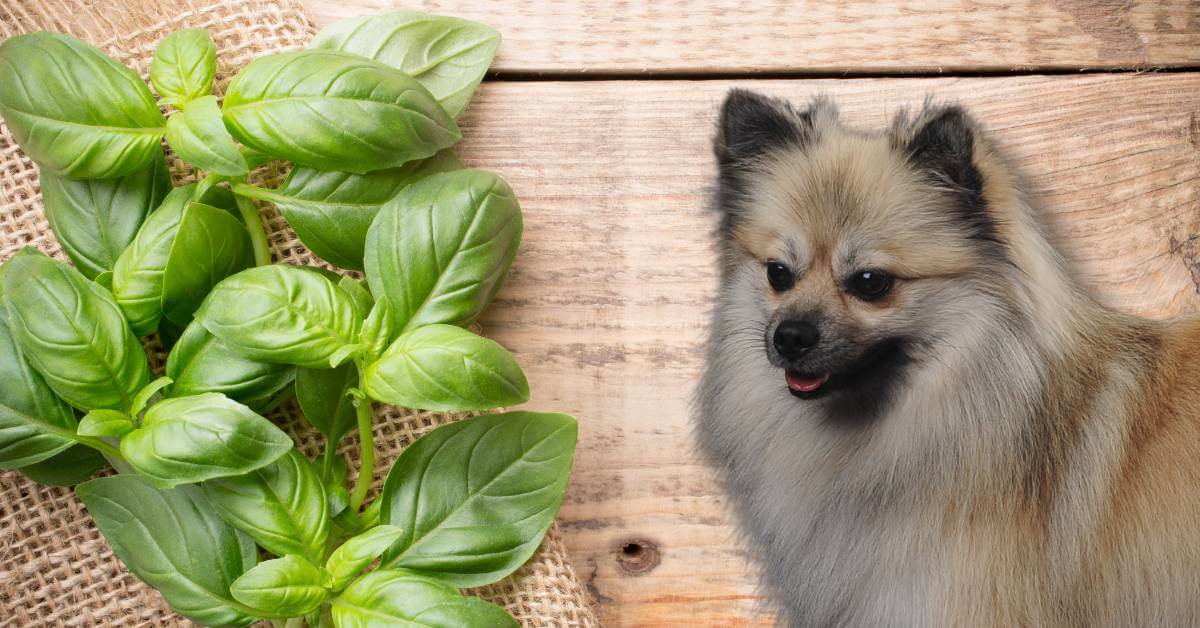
[{"x1": 0, "y1": 12, "x2": 577, "y2": 627}]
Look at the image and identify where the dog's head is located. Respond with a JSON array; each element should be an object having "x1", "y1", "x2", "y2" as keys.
[{"x1": 712, "y1": 90, "x2": 1013, "y2": 420}]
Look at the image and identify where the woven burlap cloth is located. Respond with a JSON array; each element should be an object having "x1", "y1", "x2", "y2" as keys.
[{"x1": 0, "y1": 1, "x2": 597, "y2": 625}]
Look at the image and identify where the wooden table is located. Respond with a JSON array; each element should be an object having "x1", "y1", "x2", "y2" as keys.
[{"x1": 306, "y1": 2, "x2": 1200, "y2": 624}]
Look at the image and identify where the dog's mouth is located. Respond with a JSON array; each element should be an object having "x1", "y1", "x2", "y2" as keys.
[
  {"x1": 785, "y1": 371, "x2": 831, "y2": 398},
  {"x1": 782, "y1": 339, "x2": 909, "y2": 401}
]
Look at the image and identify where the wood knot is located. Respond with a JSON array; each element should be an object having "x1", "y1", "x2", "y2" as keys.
[{"x1": 615, "y1": 539, "x2": 660, "y2": 576}]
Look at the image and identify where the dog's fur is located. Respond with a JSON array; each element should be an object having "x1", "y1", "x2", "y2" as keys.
[{"x1": 695, "y1": 90, "x2": 1200, "y2": 626}]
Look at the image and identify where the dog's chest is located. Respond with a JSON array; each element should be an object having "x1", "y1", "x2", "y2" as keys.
[{"x1": 734, "y1": 437, "x2": 946, "y2": 626}]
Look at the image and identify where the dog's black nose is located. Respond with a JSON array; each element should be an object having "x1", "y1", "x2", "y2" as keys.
[{"x1": 774, "y1": 320, "x2": 819, "y2": 359}]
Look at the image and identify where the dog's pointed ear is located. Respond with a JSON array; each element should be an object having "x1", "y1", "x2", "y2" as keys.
[
  {"x1": 713, "y1": 91, "x2": 823, "y2": 231},
  {"x1": 904, "y1": 106, "x2": 984, "y2": 201},
  {"x1": 903, "y1": 105, "x2": 993, "y2": 240},
  {"x1": 714, "y1": 89, "x2": 811, "y2": 169}
]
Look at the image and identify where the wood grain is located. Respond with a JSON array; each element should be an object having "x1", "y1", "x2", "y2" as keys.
[
  {"x1": 303, "y1": 0, "x2": 1200, "y2": 74},
  {"x1": 450, "y1": 73, "x2": 1200, "y2": 625}
]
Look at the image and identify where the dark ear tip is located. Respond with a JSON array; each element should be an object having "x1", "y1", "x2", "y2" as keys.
[{"x1": 719, "y1": 89, "x2": 776, "y2": 125}]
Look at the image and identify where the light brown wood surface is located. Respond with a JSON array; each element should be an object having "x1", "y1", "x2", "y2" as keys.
[
  {"x1": 443, "y1": 74, "x2": 1200, "y2": 625},
  {"x1": 306, "y1": 0, "x2": 1200, "y2": 74}
]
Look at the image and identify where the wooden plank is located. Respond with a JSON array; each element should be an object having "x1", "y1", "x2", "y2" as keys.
[
  {"x1": 303, "y1": 0, "x2": 1200, "y2": 74},
  {"x1": 454, "y1": 73, "x2": 1200, "y2": 625}
]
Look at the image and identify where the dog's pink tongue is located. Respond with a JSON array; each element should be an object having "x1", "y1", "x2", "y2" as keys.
[{"x1": 786, "y1": 371, "x2": 830, "y2": 393}]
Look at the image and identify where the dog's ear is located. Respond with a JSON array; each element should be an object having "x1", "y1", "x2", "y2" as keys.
[
  {"x1": 714, "y1": 89, "x2": 811, "y2": 167},
  {"x1": 713, "y1": 91, "x2": 821, "y2": 229},
  {"x1": 905, "y1": 106, "x2": 982, "y2": 194},
  {"x1": 903, "y1": 106, "x2": 993, "y2": 241}
]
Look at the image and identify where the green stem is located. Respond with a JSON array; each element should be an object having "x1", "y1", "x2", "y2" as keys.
[
  {"x1": 284, "y1": 617, "x2": 305, "y2": 628},
  {"x1": 193, "y1": 172, "x2": 219, "y2": 201},
  {"x1": 75, "y1": 435, "x2": 123, "y2": 460},
  {"x1": 348, "y1": 361, "x2": 375, "y2": 512},
  {"x1": 320, "y1": 441, "x2": 337, "y2": 485},
  {"x1": 234, "y1": 193, "x2": 272, "y2": 266},
  {"x1": 230, "y1": 181, "x2": 276, "y2": 202}
]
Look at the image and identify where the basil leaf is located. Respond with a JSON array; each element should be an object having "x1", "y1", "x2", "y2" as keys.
[
  {"x1": 222, "y1": 50, "x2": 460, "y2": 174},
  {"x1": 150, "y1": 28, "x2": 216, "y2": 106},
  {"x1": 120, "y1": 393, "x2": 293, "y2": 487},
  {"x1": 379, "y1": 411, "x2": 576, "y2": 586},
  {"x1": 3, "y1": 249, "x2": 150, "y2": 412},
  {"x1": 167, "y1": 321, "x2": 295, "y2": 407},
  {"x1": 310, "y1": 11, "x2": 500, "y2": 118},
  {"x1": 112, "y1": 184, "x2": 236, "y2": 336},
  {"x1": 165, "y1": 95, "x2": 248, "y2": 176},
  {"x1": 130, "y1": 376, "x2": 173, "y2": 417},
  {"x1": 0, "y1": 302, "x2": 76, "y2": 468},
  {"x1": 365, "y1": 169, "x2": 521, "y2": 334},
  {"x1": 39, "y1": 155, "x2": 171, "y2": 279},
  {"x1": 76, "y1": 475, "x2": 256, "y2": 626},
  {"x1": 161, "y1": 202, "x2": 254, "y2": 326},
  {"x1": 242, "y1": 150, "x2": 462, "y2": 271},
  {"x1": 325, "y1": 524, "x2": 404, "y2": 591},
  {"x1": 331, "y1": 569, "x2": 516, "y2": 628},
  {"x1": 230, "y1": 555, "x2": 329, "y2": 617},
  {"x1": 296, "y1": 363, "x2": 358, "y2": 446},
  {"x1": 0, "y1": 33, "x2": 165, "y2": 178},
  {"x1": 203, "y1": 449, "x2": 330, "y2": 562},
  {"x1": 18, "y1": 445, "x2": 105, "y2": 486},
  {"x1": 362, "y1": 324, "x2": 528, "y2": 412},
  {"x1": 77, "y1": 409, "x2": 134, "y2": 438},
  {"x1": 359, "y1": 298, "x2": 393, "y2": 364},
  {"x1": 196, "y1": 265, "x2": 362, "y2": 368},
  {"x1": 337, "y1": 276, "x2": 373, "y2": 317}
]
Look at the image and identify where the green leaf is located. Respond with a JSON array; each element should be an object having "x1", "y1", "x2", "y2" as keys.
[
  {"x1": 0, "y1": 32, "x2": 165, "y2": 178},
  {"x1": 3, "y1": 249, "x2": 150, "y2": 412},
  {"x1": 325, "y1": 524, "x2": 404, "y2": 591},
  {"x1": 165, "y1": 95, "x2": 248, "y2": 176},
  {"x1": 130, "y1": 376, "x2": 173, "y2": 416},
  {"x1": 242, "y1": 150, "x2": 462, "y2": 271},
  {"x1": 203, "y1": 449, "x2": 330, "y2": 562},
  {"x1": 77, "y1": 409, "x2": 133, "y2": 438},
  {"x1": 18, "y1": 445, "x2": 105, "y2": 486},
  {"x1": 112, "y1": 184, "x2": 236, "y2": 336},
  {"x1": 94, "y1": 271, "x2": 114, "y2": 289},
  {"x1": 337, "y1": 276, "x2": 373, "y2": 317},
  {"x1": 161, "y1": 202, "x2": 255, "y2": 326},
  {"x1": 76, "y1": 475, "x2": 256, "y2": 626},
  {"x1": 0, "y1": 301, "x2": 76, "y2": 468},
  {"x1": 167, "y1": 321, "x2": 295, "y2": 407},
  {"x1": 195, "y1": 265, "x2": 362, "y2": 369},
  {"x1": 230, "y1": 555, "x2": 329, "y2": 618},
  {"x1": 364, "y1": 169, "x2": 521, "y2": 334},
  {"x1": 120, "y1": 393, "x2": 293, "y2": 487},
  {"x1": 362, "y1": 324, "x2": 528, "y2": 412},
  {"x1": 150, "y1": 28, "x2": 216, "y2": 106},
  {"x1": 39, "y1": 155, "x2": 171, "y2": 279},
  {"x1": 222, "y1": 50, "x2": 460, "y2": 174},
  {"x1": 310, "y1": 11, "x2": 500, "y2": 118},
  {"x1": 380, "y1": 412, "x2": 576, "y2": 586},
  {"x1": 296, "y1": 363, "x2": 358, "y2": 447},
  {"x1": 359, "y1": 298, "x2": 393, "y2": 364},
  {"x1": 331, "y1": 569, "x2": 516, "y2": 628}
]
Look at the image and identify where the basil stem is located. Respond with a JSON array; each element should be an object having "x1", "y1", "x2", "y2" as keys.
[
  {"x1": 348, "y1": 357, "x2": 375, "y2": 513},
  {"x1": 234, "y1": 193, "x2": 272, "y2": 266}
]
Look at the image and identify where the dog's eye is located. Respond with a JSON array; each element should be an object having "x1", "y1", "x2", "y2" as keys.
[
  {"x1": 766, "y1": 261, "x2": 794, "y2": 292},
  {"x1": 847, "y1": 269, "x2": 894, "y2": 301}
]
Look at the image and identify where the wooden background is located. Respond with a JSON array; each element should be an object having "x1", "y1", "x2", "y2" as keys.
[{"x1": 305, "y1": 2, "x2": 1200, "y2": 625}]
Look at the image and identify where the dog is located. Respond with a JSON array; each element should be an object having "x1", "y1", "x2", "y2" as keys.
[{"x1": 694, "y1": 89, "x2": 1200, "y2": 626}]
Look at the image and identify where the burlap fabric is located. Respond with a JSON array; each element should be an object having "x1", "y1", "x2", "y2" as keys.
[{"x1": 0, "y1": 1, "x2": 598, "y2": 625}]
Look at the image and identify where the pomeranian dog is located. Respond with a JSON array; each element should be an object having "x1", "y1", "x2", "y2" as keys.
[{"x1": 695, "y1": 90, "x2": 1200, "y2": 626}]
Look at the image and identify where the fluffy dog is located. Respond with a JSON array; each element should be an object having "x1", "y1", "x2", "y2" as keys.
[{"x1": 695, "y1": 89, "x2": 1200, "y2": 626}]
